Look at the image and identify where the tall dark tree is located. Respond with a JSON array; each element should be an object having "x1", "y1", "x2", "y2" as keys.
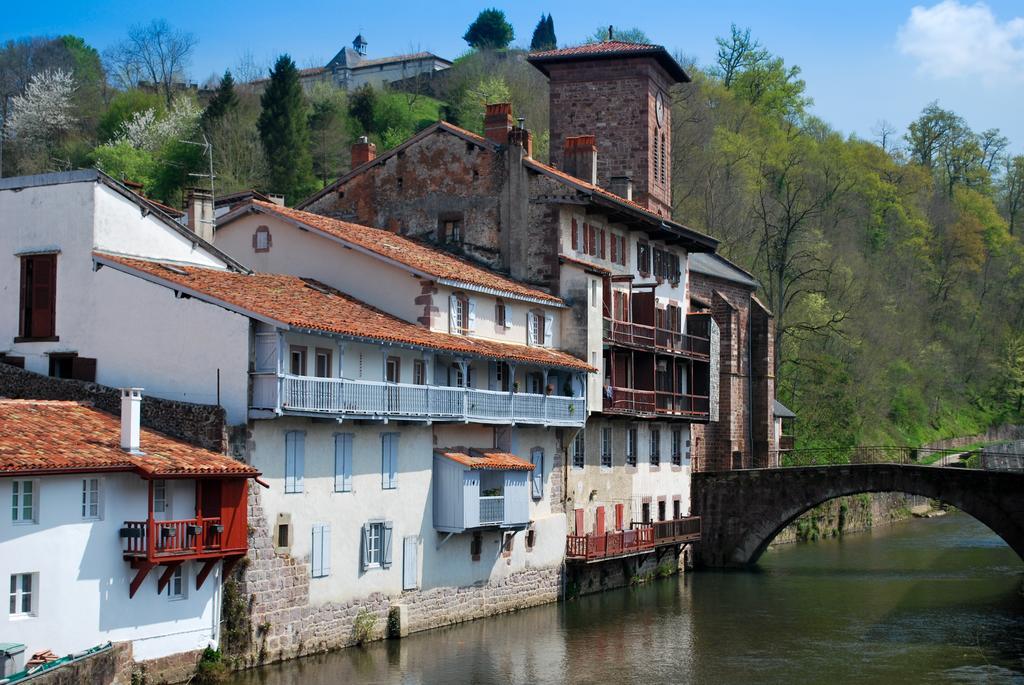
[
  {"x1": 202, "y1": 70, "x2": 238, "y2": 127},
  {"x1": 347, "y1": 84, "x2": 377, "y2": 135},
  {"x1": 463, "y1": 8, "x2": 515, "y2": 50},
  {"x1": 257, "y1": 55, "x2": 316, "y2": 204},
  {"x1": 530, "y1": 13, "x2": 557, "y2": 51}
]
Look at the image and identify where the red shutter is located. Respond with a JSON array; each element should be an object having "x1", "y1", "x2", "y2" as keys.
[
  {"x1": 615, "y1": 503, "x2": 624, "y2": 530},
  {"x1": 571, "y1": 218, "x2": 578, "y2": 250},
  {"x1": 595, "y1": 506, "x2": 606, "y2": 535},
  {"x1": 599, "y1": 230, "x2": 606, "y2": 259},
  {"x1": 575, "y1": 508, "x2": 585, "y2": 535},
  {"x1": 581, "y1": 223, "x2": 589, "y2": 254},
  {"x1": 610, "y1": 234, "x2": 617, "y2": 263},
  {"x1": 620, "y1": 236, "x2": 627, "y2": 265},
  {"x1": 18, "y1": 258, "x2": 28, "y2": 337}
]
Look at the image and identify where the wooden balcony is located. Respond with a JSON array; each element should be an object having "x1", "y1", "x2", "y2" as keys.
[
  {"x1": 253, "y1": 374, "x2": 585, "y2": 427},
  {"x1": 121, "y1": 517, "x2": 243, "y2": 561},
  {"x1": 778, "y1": 435, "x2": 795, "y2": 452},
  {"x1": 603, "y1": 318, "x2": 710, "y2": 360},
  {"x1": 603, "y1": 387, "x2": 710, "y2": 421},
  {"x1": 565, "y1": 517, "x2": 702, "y2": 563}
]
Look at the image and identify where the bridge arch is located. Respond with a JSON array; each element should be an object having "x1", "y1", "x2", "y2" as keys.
[{"x1": 691, "y1": 464, "x2": 1024, "y2": 568}]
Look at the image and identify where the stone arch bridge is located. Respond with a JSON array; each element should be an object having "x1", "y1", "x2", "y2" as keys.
[{"x1": 691, "y1": 463, "x2": 1024, "y2": 567}]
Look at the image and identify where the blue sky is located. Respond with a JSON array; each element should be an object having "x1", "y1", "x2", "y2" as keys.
[{"x1": 4, "y1": 0, "x2": 1023, "y2": 152}]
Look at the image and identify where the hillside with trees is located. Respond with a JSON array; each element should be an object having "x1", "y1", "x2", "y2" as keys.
[{"x1": 1, "y1": 14, "x2": 1022, "y2": 450}]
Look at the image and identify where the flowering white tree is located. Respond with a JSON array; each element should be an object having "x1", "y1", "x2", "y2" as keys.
[
  {"x1": 114, "y1": 95, "x2": 200, "y2": 151},
  {"x1": 3, "y1": 69, "x2": 77, "y2": 144}
]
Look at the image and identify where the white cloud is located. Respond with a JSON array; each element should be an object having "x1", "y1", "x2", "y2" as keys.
[{"x1": 897, "y1": 1, "x2": 1024, "y2": 83}]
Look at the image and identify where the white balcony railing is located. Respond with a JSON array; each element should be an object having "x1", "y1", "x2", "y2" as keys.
[
  {"x1": 263, "y1": 374, "x2": 585, "y2": 426},
  {"x1": 479, "y1": 496, "x2": 505, "y2": 525}
]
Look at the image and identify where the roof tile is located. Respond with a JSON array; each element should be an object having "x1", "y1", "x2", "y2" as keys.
[
  {"x1": 435, "y1": 447, "x2": 535, "y2": 471},
  {"x1": 0, "y1": 400, "x2": 259, "y2": 478},
  {"x1": 97, "y1": 253, "x2": 593, "y2": 372}
]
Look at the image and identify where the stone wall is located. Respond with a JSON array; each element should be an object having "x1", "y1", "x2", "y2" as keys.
[
  {"x1": 924, "y1": 425, "x2": 1024, "y2": 450},
  {"x1": 234, "y1": 483, "x2": 565, "y2": 669},
  {"x1": 770, "y1": 492, "x2": 926, "y2": 546},
  {"x1": 0, "y1": 363, "x2": 228, "y2": 451},
  {"x1": 17, "y1": 643, "x2": 132, "y2": 685},
  {"x1": 565, "y1": 545, "x2": 687, "y2": 597}
]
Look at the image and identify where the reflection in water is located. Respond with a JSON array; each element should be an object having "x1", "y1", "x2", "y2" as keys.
[{"x1": 231, "y1": 514, "x2": 1023, "y2": 685}]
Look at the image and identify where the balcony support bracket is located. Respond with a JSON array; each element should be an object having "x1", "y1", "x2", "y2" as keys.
[
  {"x1": 196, "y1": 558, "x2": 219, "y2": 591},
  {"x1": 128, "y1": 561, "x2": 156, "y2": 599},
  {"x1": 435, "y1": 532, "x2": 455, "y2": 550}
]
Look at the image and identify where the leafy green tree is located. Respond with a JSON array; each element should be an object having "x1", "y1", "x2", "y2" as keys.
[
  {"x1": 463, "y1": 8, "x2": 514, "y2": 50},
  {"x1": 530, "y1": 14, "x2": 557, "y2": 51},
  {"x1": 454, "y1": 76, "x2": 511, "y2": 134},
  {"x1": 202, "y1": 70, "x2": 239, "y2": 127},
  {"x1": 347, "y1": 84, "x2": 377, "y2": 135},
  {"x1": 999, "y1": 155, "x2": 1024, "y2": 235},
  {"x1": 307, "y1": 82, "x2": 348, "y2": 187},
  {"x1": 257, "y1": 54, "x2": 316, "y2": 204},
  {"x1": 97, "y1": 89, "x2": 162, "y2": 143}
]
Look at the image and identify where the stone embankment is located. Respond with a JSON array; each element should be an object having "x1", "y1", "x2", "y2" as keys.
[{"x1": 771, "y1": 492, "x2": 930, "y2": 546}]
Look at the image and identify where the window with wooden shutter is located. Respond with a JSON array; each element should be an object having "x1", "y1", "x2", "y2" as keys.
[
  {"x1": 530, "y1": 448, "x2": 543, "y2": 500},
  {"x1": 334, "y1": 433, "x2": 353, "y2": 492},
  {"x1": 582, "y1": 223, "x2": 590, "y2": 254},
  {"x1": 285, "y1": 431, "x2": 305, "y2": 493},
  {"x1": 543, "y1": 313, "x2": 554, "y2": 347},
  {"x1": 527, "y1": 311, "x2": 539, "y2": 345},
  {"x1": 18, "y1": 254, "x2": 57, "y2": 340},
  {"x1": 637, "y1": 241, "x2": 650, "y2": 275},
  {"x1": 571, "y1": 218, "x2": 578, "y2": 250},
  {"x1": 382, "y1": 521, "x2": 394, "y2": 568},
  {"x1": 599, "y1": 229, "x2": 606, "y2": 259},
  {"x1": 610, "y1": 233, "x2": 617, "y2": 263}
]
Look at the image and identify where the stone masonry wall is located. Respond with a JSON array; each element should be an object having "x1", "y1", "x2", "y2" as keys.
[
  {"x1": 566, "y1": 545, "x2": 687, "y2": 597},
  {"x1": 0, "y1": 363, "x2": 228, "y2": 451},
  {"x1": 770, "y1": 492, "x2": 927, "y2": 546}
]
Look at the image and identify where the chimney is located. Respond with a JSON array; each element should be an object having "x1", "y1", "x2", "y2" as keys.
[
  {"x1": 484, "y1": 103, "x2": 513, "y2": 145},
  {"x1": 266, "y1": 193, "x2": 285, "y2": 206},
  {"x1": 509, "y1": 125, "x2": 533, "y2": 158},
  {"x1": 186, "y1": 188, "x2": 215, "y2": 243},
  {"x1": 351, "y1": 135, "x2": 377, "y2": 168},
  {"x1": 610, "y1": 176, "x2": 633, "y2": 201},
  {"x1": 563, "y1": 136, "x2": 598, "y2": 185},
  {"x1": 120, "y1": 388, "x2": 143, "y2": 454}
]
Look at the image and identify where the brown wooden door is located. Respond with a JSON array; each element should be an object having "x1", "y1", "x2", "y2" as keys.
[
  {"x1": 595, "y1": 506, "x2": 605, "y2": 536},
  {"x1": 575, "y1": 508, "x2": 585, "y2": 535}
]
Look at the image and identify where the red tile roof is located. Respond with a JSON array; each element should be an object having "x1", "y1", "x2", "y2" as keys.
[
  {"x1": 527, "y1": 41, "x2": 690, "y2": 82},
  {"x1": 559, "y1": 254, "x2": 612, "y2": 276},
  {"x1": 96, "y1": 253, "x2": 594, "y2": 372},
  {"x1": 435, "y1": 447, "x2": 535, "y2": 471},
  {"x1": 0, "y1": 400, "x2": 259, "y2": 478},
  {"x1": 241, "y1": 201, "x2": 562, "y2": 305}
]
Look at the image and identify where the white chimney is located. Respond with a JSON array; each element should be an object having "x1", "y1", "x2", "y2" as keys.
[
  {"x1": 186, "y1": 188, "x2": 215, "y2": 243},
  {"x1": 120, "y1": 388, "x2": 143, "y2": 453},
  {"x1": 266, "y1": 193, "x2": 285, "y2": 206}
]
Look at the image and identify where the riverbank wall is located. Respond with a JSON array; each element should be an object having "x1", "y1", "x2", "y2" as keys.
[
  {"x1": 770, "y1": 492, "x2": 929, "y2": 546},
  {"x1": 565, "y1": 546, "x2": 688, "y2": 598}
]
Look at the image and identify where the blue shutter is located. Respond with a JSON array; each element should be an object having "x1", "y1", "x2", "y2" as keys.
[
  {"x1": 361, "y1": 522, "x2": 371, "y2": 571},
  {"x1": 285, "y1": 431, "x2": 304, "y2": 493},
  {"x1": 335, "y1": 434, "x2": 353, "y2": 492},
  {"x1": 311, "y1": 524, "x2": 324, "y2": 577},
  {"x1": 382, "y1": 521, "x2": 394, "y2": 568},
  {"x1": 531, "y1": 448, "x2": 543, "y2": 500},
  {"x1": 320, "y1": 523, "x2": 331, "y2": 576}
]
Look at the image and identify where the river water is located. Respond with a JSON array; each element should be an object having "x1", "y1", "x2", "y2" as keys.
[{"x1": 230, "y1": 514, "x2": 1023, "y2": 684}]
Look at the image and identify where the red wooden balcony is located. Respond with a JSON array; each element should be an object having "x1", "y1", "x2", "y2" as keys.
[
  {"x1": 566, "y1": 525, "x2": 655, "y2": 561},
  {"x1": 604, "y1": 387, "x2": 656, "y2": 415},
  {"x1": 655, "y1": 392, "x2": 710, "y2": 420},
  {"x1": 650, "y1": 516, "x2": 701, "y2": 545},
  {"x1": 603, "y1": 387, "x2": 710, "y2": 421},
  {"x1": 121, "y1": 517, "x2": 242, "y2": 560}
]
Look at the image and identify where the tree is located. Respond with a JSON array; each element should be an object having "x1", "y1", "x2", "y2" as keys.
[
  {"x1": 348, "y1": 84, "x2": 377, "y2": 135},
  {"x1": 713, "y1": 24, "x2": 769, "y2": 88},
  {"x1": 202, "y1": 70, "x2": 239, "y2": 127},
  {"x1": 587, "y1": 26, "x2": 650, "y2": 44},
  {"x1": 530, "y1": 14, "x2": 557, "y2": 51},
  {"x1": 1000, "y1": 155, "x2": 1024, "y2": 235},
  {"x1": 463, "y1": 9, "x2": 514, "y2": 50},
  {"x1": 257, "y1": 55, "x2": 316, "y2": 204},
  {"x1": 104, "y1": 19, "x2": 197, "y2": 104},
  {"x1": 308, "y1": 82, "x2": 348, "y2": 188},
  {"x1": 3, "y1": 69, "x2": 78, "y2": 171}
]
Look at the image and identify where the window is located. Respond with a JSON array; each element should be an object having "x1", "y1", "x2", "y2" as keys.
[
  {"x1": 530, "y1": 448, "x2": 544, "y2": 500},
  {"x1": 672, "y1": 429, "x2": 683, "y2": 466},
  {"x1": 685, "y1": 439, "x2": 692, "y2": 466},
  {"x1": 599, "y1": 229, "x2": 606, "y2": 259},
  {"x1": 641, "y1": 501, "x2": 651, "y2": 524},
  {"x1": 619, "y1": 236, "x2": 627, "y2": 265},
  {"x1": 386, "y1": 356, "x2": 401, "y2": 383},
  {"x1": 311, "y1": 523, "x2": 331, "y2": 578},
  {"x1": 381, "y1": 433, "x2": 398, "y2": 489},
  {"x1": 289, "y1": 346, "x2": 307, "y2": 376},
  {"x1": 650, "y1": 429, "x2": 661, "y2": 466},
  {"x1": 673, "y1": 499, "x2": 681, "y2": 520},
  {"x1": 610, "y1": 233, "x2": 617, "y2": 263},
  {"x1": 626, "y1": 428, "x2": 638, "y2": 467},
  {"x1": 285, "y1": 431, "x2": 305, "y2": 493},
  {"x1": 660, "y1": 132, "x2": 667, "y2": 185},
  {"x1": 48, "y1": 353, "x2": 95, "y2": 381},
  {"x1": 334, "y1": 433, "x2": 353, "y2": 492},
  {"x1": 9, "y1": 573, "x2": 35, "y2": 616},
  {"x1": 637, "y1": 241, "x2": 651, "y2": 275},
  {"x1": 438, "y1": 216, "x2": 463, "y2": 245},
  {"x1": 314, "y1": 349, "x2": 332, "y2": 378},
  {"x1": 527, "y1": 372, "x2": 544, "y2": 395},
  {"x1": 658, "y1": 500, "x2": 666, "y2": 522},
  {"x1": 494, "y1": 361, "x2": 510, "y2": 392},
  {"x1": 81, "y1": 478, "x2": 100, "y2": 519},
  {"x1": 449, "y1": 294, "x2": 474, "y2": 334},
  {"x1": 525, "y1": 528, "x2": 536, "y2": 550},
  {"x1": 591, "y1": 280, "x2": 598, "y2": 308},
  {"x1": 252, "y1": 225, "x2": 272, "y2": 252},
  {"x1": 527, "y1": 310, "x2": 553, "y2": 347},
  {"x1": 276, "y1": 523, "x2": 290, "y2": 549},
  {"x1": 571, "y1": 431, "x2": 584, "y2": 469},
  {"x1": 11, "y1": 480, "x2": 35, "y2": 523},
  {"x1": 601, "y1": 427, "x2": 613, "y2": 468},
  {"x1": 153, "y1": 480, "x2": 168, "y2": 516},
  {"x1": 571, "y1": 218, "x2": 579, "y2": 251},
  {"x1": 495, "y1": 300, "x2": 509, "y2": 328},
  {"x1": 361, "y1": 520, "x2": 393, "y2": 570},
  {"x1": 165, "y1": 566, "x2": 185, "y2": 600},
  {"x1": 18, "y1": 253, "x2": 57, "y2": 340},
  {"x1": 501, "y1": 531, "x2": 514, "y2": 557},
  {"x1": 470, "y1": 532, "x2": 483, "y2": 561},
  {"x1": 413, "y1": 359, "x2": 426, "y2": 385}
]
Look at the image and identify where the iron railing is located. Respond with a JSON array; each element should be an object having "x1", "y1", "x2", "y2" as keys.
[{"x1": 739, "y1": 446, "x2": 1024, "y2": 471}]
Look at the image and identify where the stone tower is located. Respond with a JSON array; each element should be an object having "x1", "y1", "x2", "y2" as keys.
[{"x1": 528, "y1": 41, "x2": 690, "y2": 217}]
